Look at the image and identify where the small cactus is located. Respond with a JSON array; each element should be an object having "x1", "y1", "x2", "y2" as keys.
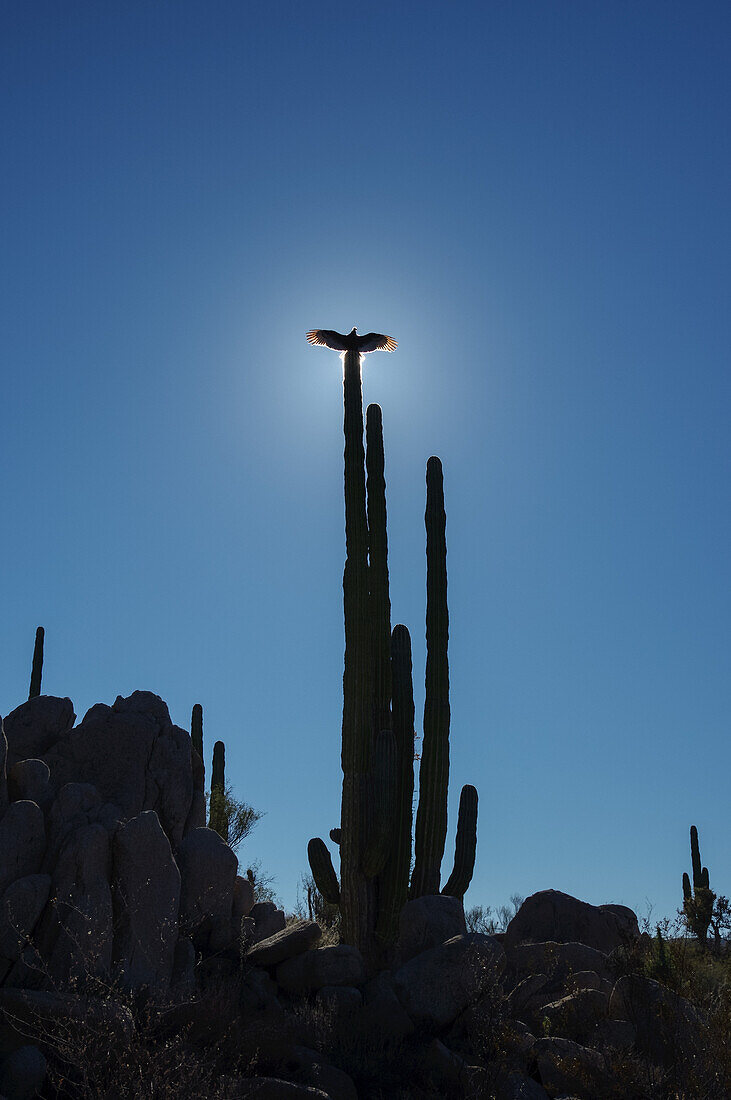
[
  {"x1": 682, "y1": 825, "x2": 715, "y2": 947},
  {"x1": 28, "y1": 627, "x2": 44, "y2": 699}
]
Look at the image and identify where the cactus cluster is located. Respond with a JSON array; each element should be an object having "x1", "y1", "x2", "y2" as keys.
[
  {"x1": 682, "y1": 824, "x2": 716, "y2": 947},
  {"x1": 308, "y1": 348, "x2": 478, "y2": 965},
  {"x1": 28, "y1": 626, "x2": 44, "y2": 699},
  {"x1": 190, "y1": 703, "x2": 229, "y2": 842}
]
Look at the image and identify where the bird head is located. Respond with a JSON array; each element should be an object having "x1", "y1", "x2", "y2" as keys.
[{"x1": 349, "y1": 327, "x2": 358, "y2": 335}]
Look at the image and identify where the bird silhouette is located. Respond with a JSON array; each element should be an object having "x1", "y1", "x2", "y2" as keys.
[{"x1": 306, "y1": 327, "x2": 397, "y2": 354}]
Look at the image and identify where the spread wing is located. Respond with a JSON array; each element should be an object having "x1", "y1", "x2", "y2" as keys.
[
  {"x1": 357, "y1": 332, "x2": 398, "y2": 353},
  {"x1": 306, "y1": 329, "x2": 349, "y2": 351}
]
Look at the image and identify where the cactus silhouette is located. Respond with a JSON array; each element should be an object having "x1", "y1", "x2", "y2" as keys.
[
  {"x1": 191, "y1": 703, "x2": 203, "y2": 762},
  {"x1": 682, "y1": 824, "x2": 715, "y2": 947},
  {"x1": 305, "y1": 331, "x2": 479, "y2": 965},
  {"x1": 209, "y1": 740, "x2": 228, "y2": 840},
  {"x1": 28, "y1": 626, "x2": 44, "y2": 699}
]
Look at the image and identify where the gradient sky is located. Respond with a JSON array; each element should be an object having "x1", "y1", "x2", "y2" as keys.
[{"x1": 2, "y1": 2, "x2": 729, "y2": 923}]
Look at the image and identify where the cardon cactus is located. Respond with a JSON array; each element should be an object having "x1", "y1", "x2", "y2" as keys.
[
  {"x1": 191, "y1": 703, "x2": 203, "y2": 762},
  {"x1": 28, "y1": 626, "x2": 44, "y2": 699},
  {"x1": 682, "y1": 825, "x2": 715, "y2": 947},
  {"x1": 306, "y1": 341, "x2": 479, "y2": 967},
  {"x1": 209, "y1": 740, "x2": 228, "y2": 840}
]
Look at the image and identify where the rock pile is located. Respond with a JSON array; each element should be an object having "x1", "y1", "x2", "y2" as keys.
[{"x1": 0, "y1": 692, "x2": 711, "y2": 1098}]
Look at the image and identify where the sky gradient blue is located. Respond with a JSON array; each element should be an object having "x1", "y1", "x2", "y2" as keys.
[{"x1": 2, "y1": 2, "x2": 729, "y2": 922}]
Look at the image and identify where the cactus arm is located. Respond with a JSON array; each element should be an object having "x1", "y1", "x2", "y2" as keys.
[
  {"x1": 410, "y1": 456, "x2": 450, "y2": 898},
  {"x1": 209, "y1": 740, "x2": 228, "y2": 840},
  {"x1": 682, "y1": 871, "x2": 692, "y2": 901},
  {"x1": 191, "y1": 704, "x2": 204, "y2": 762},
  {"x1": 329, "y1": 828, "x2": 342, "y2": 845},
  {"x1": 308, "y1": 838, "x2": 341, "y2": 905},
  {"x1": 28, "y1": 627, "x2": 44, "y2": 699},
  {"x1": 441, "y1": 785, "x2": 478, "y2": 899},
  {"x1": 690, "y1": 825, "x2": 702, "y2": 885}
]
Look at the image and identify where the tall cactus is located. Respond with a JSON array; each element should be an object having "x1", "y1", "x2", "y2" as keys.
[
  {"x1": 28, "y1": 626, "x2": 44, "y2": 699},
  {"x1": 411, "y1": 457, "x2": 450, "y2": 898},
  {"x1": 209, "y1": 739, "x2": 228, "y2": 841},
  {"x1": 191, "y1": 703, "x2": 203, "y2": 762},
  {"x1": 682, "y1": 825, "x2": 715, "y2": 947},
  {"x1": 307, "y1": 341, "x2": 479, "y2": 967}
]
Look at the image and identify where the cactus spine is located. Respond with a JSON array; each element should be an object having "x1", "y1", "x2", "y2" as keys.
[
  {"x1": 307, "y1": 353, "x2": 479, "y2": 966},
  {"x1": 209, "y1": 739, "x2": 227, "y2": 840},
  {"x1": 682, "y1": 824, "x2": 715, "y2": 947},
  {"x1": 28, "y1": 626, "x2": 44, "y2": 699}
]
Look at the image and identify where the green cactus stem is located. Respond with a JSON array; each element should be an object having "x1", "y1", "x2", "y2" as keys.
[
  {"x1": 340, "y1": 347, "x2": 377, "y2": 955},
  {"x1": 366, "y1": 403, "x2": 392, "y2": 736},
  {"x1": 209, "y1": 740, "x2": 228, "y2": 840},
  {"x1": 375, "y1": 624, "x2": 416, "y2": 946},
  {"x1": 28, "y1": 627, "x2": 44, "y2": 700},
  {"x1": 308, "y1": 838, "x2": 341, "y2": 906},
  {"x1": 410, "y1": 457, "x2": 450, "y2": 898},
  {"x1": 362, "y1": 729, "x2": 398, "y2": 878},
  {"x1": 441, "y1": 785, "x2": 478, "y2": 899},
  {"x1": 191, "y1": 704, "x2": 203, "y2": 761}
]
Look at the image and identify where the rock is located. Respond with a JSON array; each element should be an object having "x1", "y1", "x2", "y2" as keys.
[
  {"x1": 0, "y1": 989, "x2": 134, "y2": 1046},
  {"x1": 240, "y1": 967, "x2": 282, "y2": 1017},
  {"x1": 276, "y1": 944, "x2": 364, "y2": 993},
  {"x1": 171, "y1": 935, "x2": 196, "y2": 994},
  {"x1": 393, "y1": 932, "x2": 505, "y2": 1029},
  {"x1": 505, "y1": 891, "x2": 639, "y2": 954},
  {"x1": 246, "y1": 920, "x2": 321, "y2": 968},
  {"x1": 360, "y1": 971, "x2": 415, "y2": 1039},
  {"x1": 2, "y1": 697, "x2": 75, "y2": 768},
  {"x1": 565, "y1": 970, "x2": 602, "y2": 993},
  {"x1": 540, "y1": 988, "x2": 609, "y2": 1044},
  {"x1": 506, "y1": 973, "x2": 551, "y2": 1020},
  {"x1": 590, "y1": 1018, "x2": 635, "y2": 1053},
  {"x1": 111, "y1": 811, "x2": 181, "y2": 992},
  {"x1": 250, "y1": 901, "x2": 287, "y2": 942},
  {"x1": 493, "y1": 1071, "x2": 550, "y2": 1100},
  {"x1": 609, "y1": 974, "x2": 705, "y2": 1066},
  {"x1": 506, "y1": 941, "x2": 611, "y2": 990},
  {"x1": 397, "y1": 894, "x2": 467, "y2": 964},
  {"x1": 0, "y1": 803, "x2": 45, "y2": 898},
  {"x1": 48, "y1": 693, "x2": 192, "y2": 847},
  {"x1": 46, "y1": 822, "x2": 113, "y2": 981},
  {"x1": 233, "y1": 875, "x2": 255, "y2": 921},
  {"x1": 0, "y1": 876, "x2": 51, "y2": 962},
  {"x1": 0, "y1": 1044, "x2": 46, "y2": 1099},
  {"x1": 177, "y1": 827, "x2": 237, "y2": 940},
  {"x1": 237, "y1": 1080, "x2": 329, "y2": 1099},
  {"x1": 315, "y1": 985, "x2": 362, "y2": 1013},
  {"x1": 6, "y1": 762, "x2": 52, "y2": 811},
  {"x1": 0, "y1": 723, "x2": 7, "y2": 813},
  {"x1": 423, "y1": 1038, "x2": 479, "y2": 1093},
  {"x1": 532, "y1": 1036, "x2": 610, "y2": 1099},
  {"x1": 307, "y1": 1061, "x2": 358, "y2": 1100}
]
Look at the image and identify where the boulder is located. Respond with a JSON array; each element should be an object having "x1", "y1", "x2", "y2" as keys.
[
  {"x1": 2, "y1": 697, "x2": 75, "y2": 768},
  {"x1": 171, "y1": 936, "x2": 196, "y2": 995},
  {"x1": 609, "y1": 974, "x2": 705, "y2": 1066},
  {"x1": 532, "y1": 1036, "x2": 610, "y2": 1099},
  {"x1": 590, "y1": 1018, "x2": 635, "y2": 1054},
  {"x1": 315, "y1": 985, "x2": 362, "y2": 1013},
  {"x1": 246, "y1": 920, "x2": 321, "y2": 968},
  {"x1": 360, "y1": 971, "x2": 415, "y2": 1039},
  {"x1": 505, "y1": 891, "x2": 639, "y2": 953},
  {"x1": 0, "y1": 803, "x2": 45, "y2": 898},
  {"x1": 233, "y1": 875, "x2": 255, "y2": 922},
  {"x1": 0, "y1": 725, "x2": 8, "y2": 813},
  {"x1": 505, "y1": 973, "x2": 551, "y2": 1021},
  {"x1": 177, "y1": 827, "x2": 237, "y2": 940},
  {"x1": 46, "y1": 822, "x2": 114, "y2": 981},
  {"x1": 276, "y1": 945, "x2": 364, "y2": 993},
  {"x1": 111, "y1": 811, "x2": 181, "y2": 992},
  {"x1": 397, "y1": 894, "x2": 467, "y2": 964},
  {"x1": 237, "y1": 1080, "x2": 329, "y2": 1099},
  {"x1": 6, "y1": 762, "x2": 52, "y2": 811},
  {"x1": 47, "y1": 693, "x2": 192, "y2": 847},
  {"x1": 493, "y1": 1071, "x2": 550, "y2": 1099},
  {"x1": 565, "y1": 970, "x2": 602, "y2": 993},
  {"x1": 393, "y1": 932, "x2": 505, "y2": 1029},
  {"x1": 506, "y1": 941, "x2": 611, "y2": 990},
  {"x1": 540, "y1": 988, "x2": 609, "y2": 1044},
  {"x1": 0, "y1": 1044, "x2": 46, "y2": 1100},
  {"x1": 250, "y1": 902, "x2": 286, "y2": 942},
  {"x1": 0, "y1": 876, "x2": 51, "y2": 964}
]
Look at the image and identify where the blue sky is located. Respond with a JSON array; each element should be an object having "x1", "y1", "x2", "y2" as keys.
[{"x1": 2, "y1": 1, "x2": 729, "y2": 921}]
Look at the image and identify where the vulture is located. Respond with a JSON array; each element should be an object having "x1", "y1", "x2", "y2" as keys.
[{"x1": 306, "y1": 327, "x2": 397, "y2": 354}]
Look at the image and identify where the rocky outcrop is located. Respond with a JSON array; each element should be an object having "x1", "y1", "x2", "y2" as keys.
[
  {"x1": 393, "y1": 932, "x2": 505, "y2": 1029},
  {"x1": 505, "y1": 890, "x2": 639, "y2": 953}
]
